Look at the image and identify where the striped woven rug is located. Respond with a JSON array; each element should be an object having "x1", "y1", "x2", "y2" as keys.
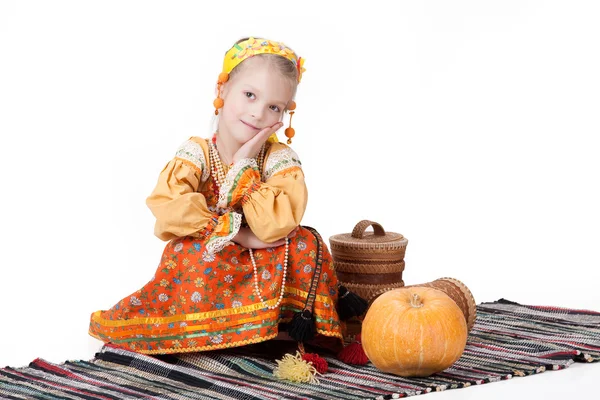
[{"x1": 1, "y1": 299, "x2": 599, "y2": 399}]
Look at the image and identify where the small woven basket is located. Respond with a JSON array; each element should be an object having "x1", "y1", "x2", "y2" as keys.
[
  {"x1": 329, "y1": 220, "x2": 408, "y2": 307},
  {"x1": 404, "y1": 277, "x2": 477, "y2": 331}
]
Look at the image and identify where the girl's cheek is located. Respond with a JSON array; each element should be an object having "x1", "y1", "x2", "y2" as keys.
[
  {"x1": 224, "y1": 101, "x2": 237, "y2": 116},
  {"x1": 268, "y1": 113, "x2": 281, "y2": 125}
]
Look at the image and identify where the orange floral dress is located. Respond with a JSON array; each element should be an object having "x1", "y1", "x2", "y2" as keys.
[{"x1": 88, "y1": 137, "x2": 343, "y2": 354}]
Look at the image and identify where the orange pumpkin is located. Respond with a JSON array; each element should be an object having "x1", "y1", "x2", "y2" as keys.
[{"x1": 361, "y1": 287, "x2": 468, "y2": 377}]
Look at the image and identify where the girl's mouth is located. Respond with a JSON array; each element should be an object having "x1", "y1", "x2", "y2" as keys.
[{"x1": 241, "y1": 120, "x2": 259, "y2": 130}]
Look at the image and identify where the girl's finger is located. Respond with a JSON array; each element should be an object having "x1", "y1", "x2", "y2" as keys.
[
  {"x1": 252, "y1": 124, "x2": 279, "y2": 146},
  {"x1": 254, "y1": 122, "x2": 283, "y2": 143},
  {"x1": 268, "y1": 123, "x2": 283, "y2": 136}
]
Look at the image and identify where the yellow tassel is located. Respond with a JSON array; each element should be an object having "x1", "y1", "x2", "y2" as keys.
[{"x1": 273, "y1": 351, "x2": 321, "y2": 384}]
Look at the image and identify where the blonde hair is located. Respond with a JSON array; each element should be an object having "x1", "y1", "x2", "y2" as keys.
[{"x1": 227, "y1": 37, "x2": 299, "y2": 105}]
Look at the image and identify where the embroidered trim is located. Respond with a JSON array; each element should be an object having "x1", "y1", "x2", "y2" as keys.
[
  {"x1": 241, "y1": 182, "x2": 262, "y2": 206},
  {"x1": 90, "y1": 285, "x2": 336, "y2": 328},
  {"x1": 199, "y1": 217, "x2": 219, "y2": 239},
  {"x1": 120, "y1": 333, "x2": 280, "y2": 354},
  {"x1": 93, "y1": 313, "x2": 279, "y2": 339},
  {"x1": 174, "y1": 139, "x2": 210, "y2": 182},
  {"x1": 207, "y1": 205, "x2": 228, "y2": 216},
  {"x1": 205, "y1": 211, "x2": 242, "y2": 255},
  {"x1": 263, "y1": 147, "x2": 302, "y2": 181},
  {"x1": 217, "y1": 158, "x2": 258, "y2": 209}
]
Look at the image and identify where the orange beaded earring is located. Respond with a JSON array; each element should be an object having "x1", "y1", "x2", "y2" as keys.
[
  {"x1": 285, "y1": 101, "x2": 296, "y2": 144},
  {"x1": 213, "y1": 72, "x2": 229, "y2": 115}
]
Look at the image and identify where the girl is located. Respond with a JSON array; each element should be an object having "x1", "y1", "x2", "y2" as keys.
[{"x1": 89, "y1": 37, "x2": 363, "y2": 355}]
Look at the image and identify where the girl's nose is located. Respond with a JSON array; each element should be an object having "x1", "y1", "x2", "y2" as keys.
[{"x1": 251, "y1": 104, "x2": 265, "y2": 120}]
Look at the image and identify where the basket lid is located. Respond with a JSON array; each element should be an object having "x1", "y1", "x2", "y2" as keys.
[{"x1": 329, "y1": 220, "x2": 407, "y2": 250}]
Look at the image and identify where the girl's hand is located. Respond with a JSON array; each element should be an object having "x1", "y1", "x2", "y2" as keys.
[
  {"x1": 232, "y1": 122, "x2": 284, "y2": 163},
  {"x1": 233, "y1": 226, "x2": 299, "y2": 249}
]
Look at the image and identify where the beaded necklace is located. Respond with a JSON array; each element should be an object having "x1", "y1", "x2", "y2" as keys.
[
  {"x1": 249, "y1": 241, "x2": 289, "y2": 309},
  {"x1": 208, "y1": 135, "x2": 287, "y2": 310}
]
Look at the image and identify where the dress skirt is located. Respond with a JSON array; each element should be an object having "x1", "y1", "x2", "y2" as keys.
[{"x1": 89, "y1": 226, "x2": 343, "y2": 354}]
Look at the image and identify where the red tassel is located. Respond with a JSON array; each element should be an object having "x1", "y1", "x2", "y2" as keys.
[
  {"x1": 338, "y1": 334, "x2": 369, "y2": 365},
  {"x1": 301, "y1": 352, "x2": 328, "y2": 374}
]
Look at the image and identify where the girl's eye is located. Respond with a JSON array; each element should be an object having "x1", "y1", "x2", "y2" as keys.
[
  {"x1": 269, "y1": 105, "x2": 281, "y2": 112},
  {"x1": 245, "y1": 92, "x2": 255, "y2": 99}
]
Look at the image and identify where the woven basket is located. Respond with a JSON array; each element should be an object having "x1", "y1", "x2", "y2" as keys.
[
  {"x1": 329, "y1": 220, "x2": 408, "y2": 307},
  {"x1": 404, "y1": 277, "x2": 477, "y2": 331}
]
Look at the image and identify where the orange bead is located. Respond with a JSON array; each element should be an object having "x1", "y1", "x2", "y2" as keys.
[
  {"x1": 218, "y1": 72, "x2": 229, "y2": 83},
  {"x1": 213, "y1": 97, "x2": 224, "y2": 109},
  {"x1": 285, "y1": 127, "x2": 295, "y2": 138},
  {"x1": 288, "y1": 101, "x2": 296, "y2": 111}
]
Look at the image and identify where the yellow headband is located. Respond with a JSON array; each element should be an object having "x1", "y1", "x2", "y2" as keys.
[{"x1": 222, "y1": 37, "x2": 305, "y2": 83}]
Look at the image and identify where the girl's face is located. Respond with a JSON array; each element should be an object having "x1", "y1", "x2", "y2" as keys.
[{"x1": 219, "y1": 57, "x2": 294, "y2": 145}]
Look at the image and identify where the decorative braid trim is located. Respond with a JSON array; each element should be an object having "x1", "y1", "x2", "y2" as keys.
[
  {"x1": 263, "y1": 147, "x2": 302, "y2": 181},
  {"x1": 205, "y1": 211, "x2": 242, "y2": 255},
  {"x1": 217, "y1": 158, "x2": 258, "y2": 209},
  {"x1": 174, "y1": 139, "x2": 210, "y2": 182},
  {"x1": 315, "y1": 329, "x2": 344, "y2": 339}
]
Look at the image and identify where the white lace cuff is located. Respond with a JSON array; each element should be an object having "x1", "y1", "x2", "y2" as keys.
[{"x1": 205, "y1": 211, "x2": 242, "y2": 255}]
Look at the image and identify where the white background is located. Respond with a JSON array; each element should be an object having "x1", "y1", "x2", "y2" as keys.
[{"x1": 1, "y1": 1, "x2": 599, "y2": 398}]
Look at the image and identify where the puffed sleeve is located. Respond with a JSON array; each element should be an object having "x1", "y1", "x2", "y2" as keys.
[
  {"x1": 216, "y1": 143, "x2": 307, "y2": 243},
  {"x1": 146, "y1": 137, "x2": 242, "y2": 254}
]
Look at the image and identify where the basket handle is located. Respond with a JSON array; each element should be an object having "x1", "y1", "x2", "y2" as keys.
[{"x1": 351, "y1": 220, "x2": 386, "y2": 239}]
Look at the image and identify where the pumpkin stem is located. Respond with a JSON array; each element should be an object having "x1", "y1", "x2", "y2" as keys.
[{"x1": 410, "y1": 293, "x2": 424, "y2": 308}]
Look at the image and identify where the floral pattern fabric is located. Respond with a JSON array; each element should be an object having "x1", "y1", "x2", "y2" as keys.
[{"x1": 89, "y1": 138, "x2": 342, "y2": 354}]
